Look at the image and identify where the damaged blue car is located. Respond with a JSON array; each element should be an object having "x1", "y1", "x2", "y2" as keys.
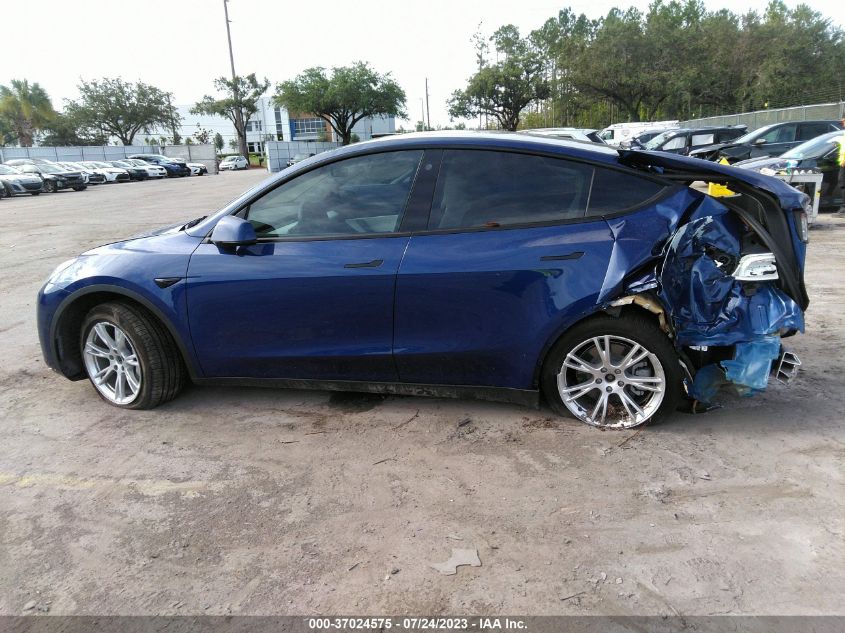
[{"x1": 36, "y1": 132, "x2": 809, "y2": 429}]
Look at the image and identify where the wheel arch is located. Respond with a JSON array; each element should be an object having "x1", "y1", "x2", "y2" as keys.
[
  {"x1": 50, "y1": 286, "x2": 199, "y2": 382},
  {"x1": 532, "y1": 296, "x2": 674, "y2": 389}
]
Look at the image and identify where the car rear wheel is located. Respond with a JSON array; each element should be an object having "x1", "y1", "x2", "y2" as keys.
[
  {"x1": 542, "y1": 313, "x2": 682, "y2": 429},
  {"x1": 80, "y1": 302, "x2": 185, "y2": 409},
  {"x1": 73, "y1": 186, "x2": 87, "y2": 191}
]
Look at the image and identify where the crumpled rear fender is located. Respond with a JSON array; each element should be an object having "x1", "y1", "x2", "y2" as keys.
[{"x1": 601, "y1": 189, "x2": 804, "y2": 405}]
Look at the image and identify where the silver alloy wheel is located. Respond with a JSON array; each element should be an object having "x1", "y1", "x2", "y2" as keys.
[
  {"x1": 557, "y1": 335, "x2": 666, "y2": 429},
  {"x1": 83, "y1": 321, "x2": 142, "y2": 405}
]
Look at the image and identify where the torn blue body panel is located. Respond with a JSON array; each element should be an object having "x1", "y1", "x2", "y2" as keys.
[
  {"x1": 657, "y1": 209, "x2": 804, "y2": 347},
  {"x1": 603, "y1": 184, "x2": 804, "y2": 406}
]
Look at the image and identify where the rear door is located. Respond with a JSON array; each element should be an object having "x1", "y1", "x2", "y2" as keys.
[
  {"x1": 797, "y1": 122, "x2": 836, "y2": 143},
  {"x1": 393, "y1": 149, "x2": 669, "y2": 390}
]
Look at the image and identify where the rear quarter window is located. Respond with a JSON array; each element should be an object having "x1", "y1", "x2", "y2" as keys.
[{"x1": 587, "y1": 167, "x2": 667, "y2": 217}]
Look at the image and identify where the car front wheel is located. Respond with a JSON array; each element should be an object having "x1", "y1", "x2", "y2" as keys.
[
  {"x1": 80, "y1": 302, "x2": 185, "y2": 409},
  {"x1": 43, "y1": 181, "x2": 57, "y2": 193},
  {"x1": 542, "y1": 313, "x2": 682, "y2": 429}
]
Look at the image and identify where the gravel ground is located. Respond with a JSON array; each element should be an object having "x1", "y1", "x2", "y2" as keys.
[{"x1": 0, "y1": 170, "x2": 843, "y2": 616}]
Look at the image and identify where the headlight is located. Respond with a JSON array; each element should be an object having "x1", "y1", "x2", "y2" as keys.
[{"x1": 45, "y1": 258, "x2": 79, "y2": 288}]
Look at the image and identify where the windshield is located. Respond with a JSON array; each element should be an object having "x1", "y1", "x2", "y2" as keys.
[
  {"x1": 0, "y1": 165, "x2": 22, "y2": 175},
  {"x1": 644, "y1": 131, "x2": 677, "y2": 150},
  {"x1": 38, "y1": 164, "x2": 64, "y2": 173},
  {"x1": 782, "y1": 132, "x2": 841, "y2": 160},
  {"x1": 111, "y1": 161, "x2": 131, "y2": 168}
]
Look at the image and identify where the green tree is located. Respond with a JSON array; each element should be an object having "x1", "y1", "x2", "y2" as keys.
[
  {"x1": 0, "y1": 79, "x2": 56, "y2": 146},
  {"x1": 275, "y1": 62, "x2": 406, "y2": 145},
  {"x1": 214, "y1": 132, "x2": 224, "y2": 152},
  {"x1": 63, "y1": 78, "x2": 179, "y2": 145},
  {"x1": 449, "y1": 26, "x2": 550, "y2": 131},
  {"x1": 192, "y1": 74, "x2": 269, "y2": 158},
  {"x1": 40, "y1": 112, "x2": 108, "y2": 146}
]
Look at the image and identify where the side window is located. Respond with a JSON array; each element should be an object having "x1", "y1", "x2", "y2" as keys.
[
  {"x1": 761, "y1": 124, "x2": 796, "y2": 143},
  {"x1": 428, "y1": 150, "x2": 592, "y2": 230},
  {"x1": 798, "y1": 123, "x2": 832, "y2": 141},
  {"x1": 244, "y1": 150, "x2": 423, "y2": 238},
  {"x1": 691, "y1": 133, "x2": 715, "y2": 147},
  {"x1": 662, "y1": 135, "x2": 687, "y2": 150},
  {"x1": 587, "y1": 167, "x2": 667, "y2": 217}
]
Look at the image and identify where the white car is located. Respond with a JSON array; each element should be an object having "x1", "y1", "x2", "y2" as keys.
[
  {"x1": 187, "y1": 162, "x2": 209, "y2": 176},
  {"x1": 58, "y1": 162, "x2": 105, "y2": 185},
  {"x1": 80, "y1": 161, "x2": 130, "y2": 183},
  {"x1": 519, "y1": 128, "x2": 605, "y2": 144},
  {"x1": 122, "y1": 159, "x2": 167, "y2": 179},
  {"x1": 219, "y1": 155, "x2": 249, "y2": 171}
]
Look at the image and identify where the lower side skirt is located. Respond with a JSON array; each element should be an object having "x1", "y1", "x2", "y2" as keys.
[{"x1": 194, "y1": 377, "x2": 540, "y2": 408}]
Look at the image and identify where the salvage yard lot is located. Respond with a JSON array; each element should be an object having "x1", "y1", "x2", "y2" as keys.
[{"x1": 0, "y1": 171, "x2": 843, "y2": 615}]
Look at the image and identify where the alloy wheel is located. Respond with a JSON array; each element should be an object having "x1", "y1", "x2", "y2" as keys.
[
  {"x1": 557, "y1": 335, "x2": 666, "y2": 429},
  {"x1": 83, "y1": 321, "x2": 142, "y2": 405}
]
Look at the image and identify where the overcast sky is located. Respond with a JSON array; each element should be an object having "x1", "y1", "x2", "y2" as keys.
[{"x1": 2, "y1": 0, "x2": 841, "y2": 128}]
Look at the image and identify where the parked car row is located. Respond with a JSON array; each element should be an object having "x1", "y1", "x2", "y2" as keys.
[{"x1": 0, "y1": 154, "x2": 209, "y2": 198}]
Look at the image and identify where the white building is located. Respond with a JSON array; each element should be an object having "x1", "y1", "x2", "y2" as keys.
[{"x1": 144, "y1": 96, "x2": 396, "y2": 153}]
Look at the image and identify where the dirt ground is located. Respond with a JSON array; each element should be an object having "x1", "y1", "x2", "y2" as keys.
[{"x1": 0, "y1": 170, "x2": 843, "y2": 616}]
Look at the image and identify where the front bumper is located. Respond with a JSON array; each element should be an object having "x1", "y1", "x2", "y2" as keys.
[{"x1": 5, "y1": 180, "x2": 44, "y2": 194}]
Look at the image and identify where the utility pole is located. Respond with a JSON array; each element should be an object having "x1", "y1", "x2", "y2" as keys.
[
  {"x1": 425, "y1": 78, "x2": 431, "y2": 131},
  {"x1": 223, "y1": 0, "x2": 246, "y2": 157},
  {"x1": 419, "y1": 98, "x2": 425, "y2": 131}
]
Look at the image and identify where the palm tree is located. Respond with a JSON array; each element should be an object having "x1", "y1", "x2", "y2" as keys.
[{"x1": 0, "y1": 80, "x2": 56, "y2": 147}]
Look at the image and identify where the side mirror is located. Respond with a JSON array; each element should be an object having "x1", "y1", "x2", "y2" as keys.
[
  {"x1": 754, "y1": 138, "x2": 767, "y2": 145},
  {"x1": 211, "y1": 216, "x2": 257, "y2": 248}
]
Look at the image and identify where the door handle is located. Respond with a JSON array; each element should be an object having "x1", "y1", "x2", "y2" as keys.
[
  {"x1": 344, "y1": 259, "x2": 384, "y2": 269},
  {"x1": 540, "y1": 252, "x2": 584, "y2": 262}
]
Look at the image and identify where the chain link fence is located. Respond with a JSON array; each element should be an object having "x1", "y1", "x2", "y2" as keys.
[{"x1": 681, "y1": 101, "x2": 845, "y2": 131}]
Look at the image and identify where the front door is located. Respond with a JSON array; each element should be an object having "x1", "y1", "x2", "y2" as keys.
[{"x1": 186, "y1": 149, "x2": 424, "y2": 381}]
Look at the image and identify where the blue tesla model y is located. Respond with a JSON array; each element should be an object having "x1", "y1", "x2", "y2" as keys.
[{"x1": 37, "y1": 132, "x2": 809, "y2": 428}]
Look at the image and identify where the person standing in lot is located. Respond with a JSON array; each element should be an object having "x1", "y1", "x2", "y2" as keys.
[{"x1": 838, "y1": 119, "x2": 845, "y2": 215}]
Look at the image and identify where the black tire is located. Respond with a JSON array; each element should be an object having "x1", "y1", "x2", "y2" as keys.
[
  {"x1": 0, "y1": 185, "x2": 7, "y2": 199},
  {"x1": 73, "y1": 185, "x2": 87, "y2": 191},
  {"x1": 541, "y1": 312, "x2": 683, "y2": 428},
  {"x1": 43, "y1": 180, "x2": 57, "y2": 193},
  {"x1": 80, "y1": 301, "x2": 186, "y2": 409},
  {"x1": 30, "y1": 191, "x2": 40, "y2": 196}
]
